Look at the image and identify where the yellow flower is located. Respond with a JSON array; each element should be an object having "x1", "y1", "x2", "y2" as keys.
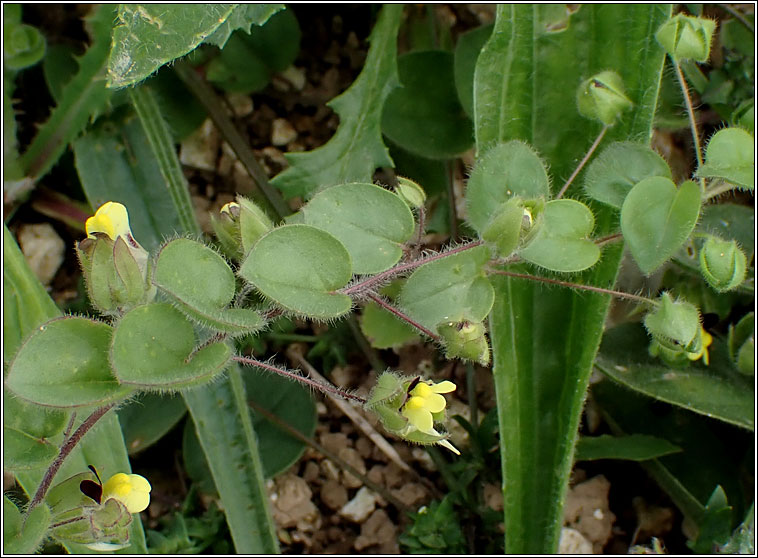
[
  {"x1": 402, "y1": 380, "x2": 455, "y2": 433},
  {"x1": 687, "y1": 328, "x2": 713, "y2": 365},
  {"x1": 101, "y1": 473, "x2": 151, "y2": 513},
  {"x1": 85, "y1": 202, "x2": 132, "y2": 241}
]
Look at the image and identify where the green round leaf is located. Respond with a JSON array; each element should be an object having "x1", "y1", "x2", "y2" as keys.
[
  {"x1": 6, "y1": 317, "x2": 132, "y2": 409},
  {"x1": 239, "y1": 224, "x2": 353, "y2": 319},
  {"x1": 583, "y1": 141, "x2": 672, "y2": 208},
  {"x1": 465, "y1": 141, "x2": 550, "y2": 234},
  {"x1": 360, "y1": 301, "x2": 419, "y2": 349},
  {"x1": 154, "y1": 238, "x2": 263, "y2": 335},
  {"x1": 300, "y1": 183, "x2": 415, "y2": 274},
  {"x1": 697, "y1": 127, "x2": 755, "y2": 190},
  {"x1": 398, "y1": 245, "x2": 494, "y2": 331},
  {"x1": 4, "y1": 392, "x2": 68, "y2": 470},
  {"x1": 518, "y1": 199, "x2": 600, "y2": 272},
  {"x1": 111, "y1": 303, "x2": 232, "y2": 389},
  {"x1": 4, "y1": 496, "x2": 51, "y2": 554},
  {"x1": 621, "y1": 177, "x2": 701, "y2": 274},
  {"x1": 382, "y1": 50, "x2": 474, "y2": 159}
]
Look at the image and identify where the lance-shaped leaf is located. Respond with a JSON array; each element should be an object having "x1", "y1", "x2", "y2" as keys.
[
  {"x1": 299, "y1": 183, "x2": 414, "y2": 274},
  {"x1": 575, "y1": 434, "x2": 682, "y2": 462},
  {"x1": 398, "y1": 245, "x2": 494, "y2": 331},
  {"x1": 6, "y1": 317, "x2": 133, "y2": 408},
  {"x1": 518, "y1": 199, "x2": 600, "y2": 273},
  {"x1": 465, "y1": 140, "x2": 550, "y2": 234},
  {"x1": 621, "y1": 177, "x2": 701, "y2": 274},
  {"x1": 153, "y1": 238, "x2": 263, "y2": 335},
  {"x1": 239, "y1": 225, "x2": 353, "y2": 319},
  {"x1": 270, "y1": 4, "x2": 403, "y2": 199},
  {"x1": 111, "y1": 303, "x2": 232, "y2": 389},
  {"x1": 107, "y1": 4, "x2": 284, "y2": 88}
]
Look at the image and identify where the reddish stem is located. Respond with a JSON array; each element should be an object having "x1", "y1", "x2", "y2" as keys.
[{"x1": 365, "y1": 292, "x2": 440, "y2": 340}]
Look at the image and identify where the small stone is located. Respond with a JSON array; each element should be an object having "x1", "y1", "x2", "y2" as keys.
[
  {"x1": 338, "y1": 447, "x2": 366, "y2": 489},
  {"x1": 390, "y1": 483, "x2": 428, "y2": 508},
  {"x1": 354, "y1": 509, "x2": 398, "y2": 553},
  {"x1": 261, "y1": 146, "x2": 289, "y2": 169},
  {"x1": 320, "y1": 479, "x2": 348, "y2": 510},
  {"x1": 339, "y1": 487, "x2": 377, "y2": 522},
  {"x1": 17, "y1": 223, "x2": 65, "y2": 286},
  {"x1": 411, "y1": 447, "x2": 437, "y2": 472},
  {"x1": 302, "y1": 461, "x2": 320, "y2": 483},
  {"x1": 320, "y1": 459, "x2": 340, "y2": 482},
  {"x1": 558, "y1": 527, "x2": 593, "y2": 554},
  {"x1": 226, "y1": 92, "x2": 253, "y2": 117},
  {"x1": 483, "y1": 482, "x2": 504, "y2": 512},
  {"x1": 320, "y1": 432, "x2": 351, "y2": 455},
  {"x1": 366, "y1": 465, "x2": 383, "y2": 485},
  {"x1": 269, "y1": 474, "x2": 318, "y2": 529},
  {"x1": 180, "y1": 118, "x2": 219, "y2": 171},
  {"x1": 278, "y1": 65, "x2": 307, "y2": 91},
  {"x1": 563, "y1": 475, "x2": 615, "y2": 553},
  {"x1": 355, "y1": 437, "x2": 372, "y2": 459},
  {"x1": 271, "y1": 118, "x2": 298, "y2": 146}
]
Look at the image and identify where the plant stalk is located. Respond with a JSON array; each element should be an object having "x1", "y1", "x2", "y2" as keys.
[
  {"x1": 555, "y1": 124, "x2": 609, "y2": 199},
  {"x1": 365, "y1": 291, "x2": 440, "y2": 340},
  {"x1": 27, "y1": 404, "x2": 114, "y2": 513},
  {"x1": 673, "y1": 60, "x2": 706, "y2": 192}
]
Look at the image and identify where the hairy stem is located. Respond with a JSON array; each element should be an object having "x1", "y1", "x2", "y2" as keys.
[
  {"x1": 365, "y1": 292, "x2": 440, "y2": 340},
  {"x1": 555, "y1": 124, "x2": 609, "y2": 200},
  {"x1": 488, "y1": 269, "x2": 658, "y2": 306},
  {"x1": 28, "y1": 404, "x2": 114, "y2": 512},
  {"x1": 341, "y1": 239, "x2": 484, "y2": 296},
  {"x1": 673, "y1": 60, "x2": 706, "y2": 192},
  {"x1": 595, "y1": 232, "x2": 624, "y2": 247},
  {"x1": 702, "y1": 179, "x2": 738, "y2": 202},
  {"x1": 233, "y1": 355, "x2": 366, "y2": 404}
]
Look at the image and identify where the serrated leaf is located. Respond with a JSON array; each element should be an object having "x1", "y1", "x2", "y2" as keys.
[
  {"x1": 465, "y1": 140, "x2": 550, "y2": 234},
  {"x1": 621, "y1": 177, "x2": 701, "y2": 274},
  {"x1": 6, "y1": 316, "x2": 133, "y2": 409},
  {"x1": 111, "y1": 303, "x2": 232, "y2": 389},
  {"x1": 583, "y1": 141, "x2": 672, "y2": 209},
  {"x1": 270, "y1": 5, "x2": 403, "y2": 199},
  {"x1": 575, "y1": 434, "x2": 682, "y2": 462},
  {"x1": 398, "y1": 245, "x2": 494, "y2": 331},
  {"x1": 153, "y1": 238, "x2": 263, "y2": 335},
  {"x1": 19, "y1": 4, "x2": 115, "y2": 181},
  {"x1": 299, "y1": 183, "x2": 415, "y2": 274},
  {"x1": 239, "y1": 224, "x2": 353, "y2": 319},
  {"x1": 697, "y1": 127, "x2": 755, "y2": 190},
  {"x1": 107, "y1": 5, "x2": 283, "y2": 88},
  {"x1": 204, "y1": 4, "x2": 285, "y2": 48},
  {"x1": 518, "y1": 199, "x2": 600, "y2": 272},
  {"x1": 382, "y1": 50, "x2": 474, "y2": 159}
]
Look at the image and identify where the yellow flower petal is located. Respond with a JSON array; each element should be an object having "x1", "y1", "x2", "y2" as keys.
[
  {"x1": 424, "y1": 393, "x2": 447, "y2": 414},
  {"x1": 86, "y1": 202, "x2": 131, "y2": 241},
  {"x1": 431, "y1": 380, "x2": 456, "y2": 394},
  {"x1": 403, "y1": 405, "x2": 433, "y2": 432},
  {"x1": 101, "y1": 473, "x2": 151, "y2": 513},
  {"x1": 411, "y1": 382, "x2": 433, "y2": 398}
]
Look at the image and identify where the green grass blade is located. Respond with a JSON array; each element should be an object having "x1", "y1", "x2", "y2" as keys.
[
  {"x1": 184, "y1": 366, "x2": 279, "y2": 552},
  {"x1": 475, "y1": 5, "x2": 672, "y2": 553},
  {"x1": 129, "y1": 85, "x2": 200, "y2": 234}
]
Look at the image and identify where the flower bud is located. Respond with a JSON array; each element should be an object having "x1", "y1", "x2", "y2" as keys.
[
  {"x1": 395, "y1": 176, "x2": 427, "y2": 209},
  {"x1": 482, "y1": 197, "x2": 544, "y2": 258},
  {"x1": 699, "y1": 236, "x2": 747, "y2": 292},
  {"x1": 655, "y1": 14, "x2": 716, "y2": 63},
  {"x1": 50, "y1": 498, "x2": 132, "y2": 550},
  {"x1": 78, "y1": 202, "x2": 154, "y2": 314},
  {"x1": 437, "y1": 320, "x2": 490, "y2": 365},
  {"x1": 211, "y1": 202, "x2": 243, "y2": 259},
  {"x1": 577, "y1": 70, "x2": 633, "y2": 125},
  {"x1": 365, "y1": 372, "x2": 460, "y2": 454},
  {"x1": 644, "y1": 292, "x2": 701, "y2": 353}
]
